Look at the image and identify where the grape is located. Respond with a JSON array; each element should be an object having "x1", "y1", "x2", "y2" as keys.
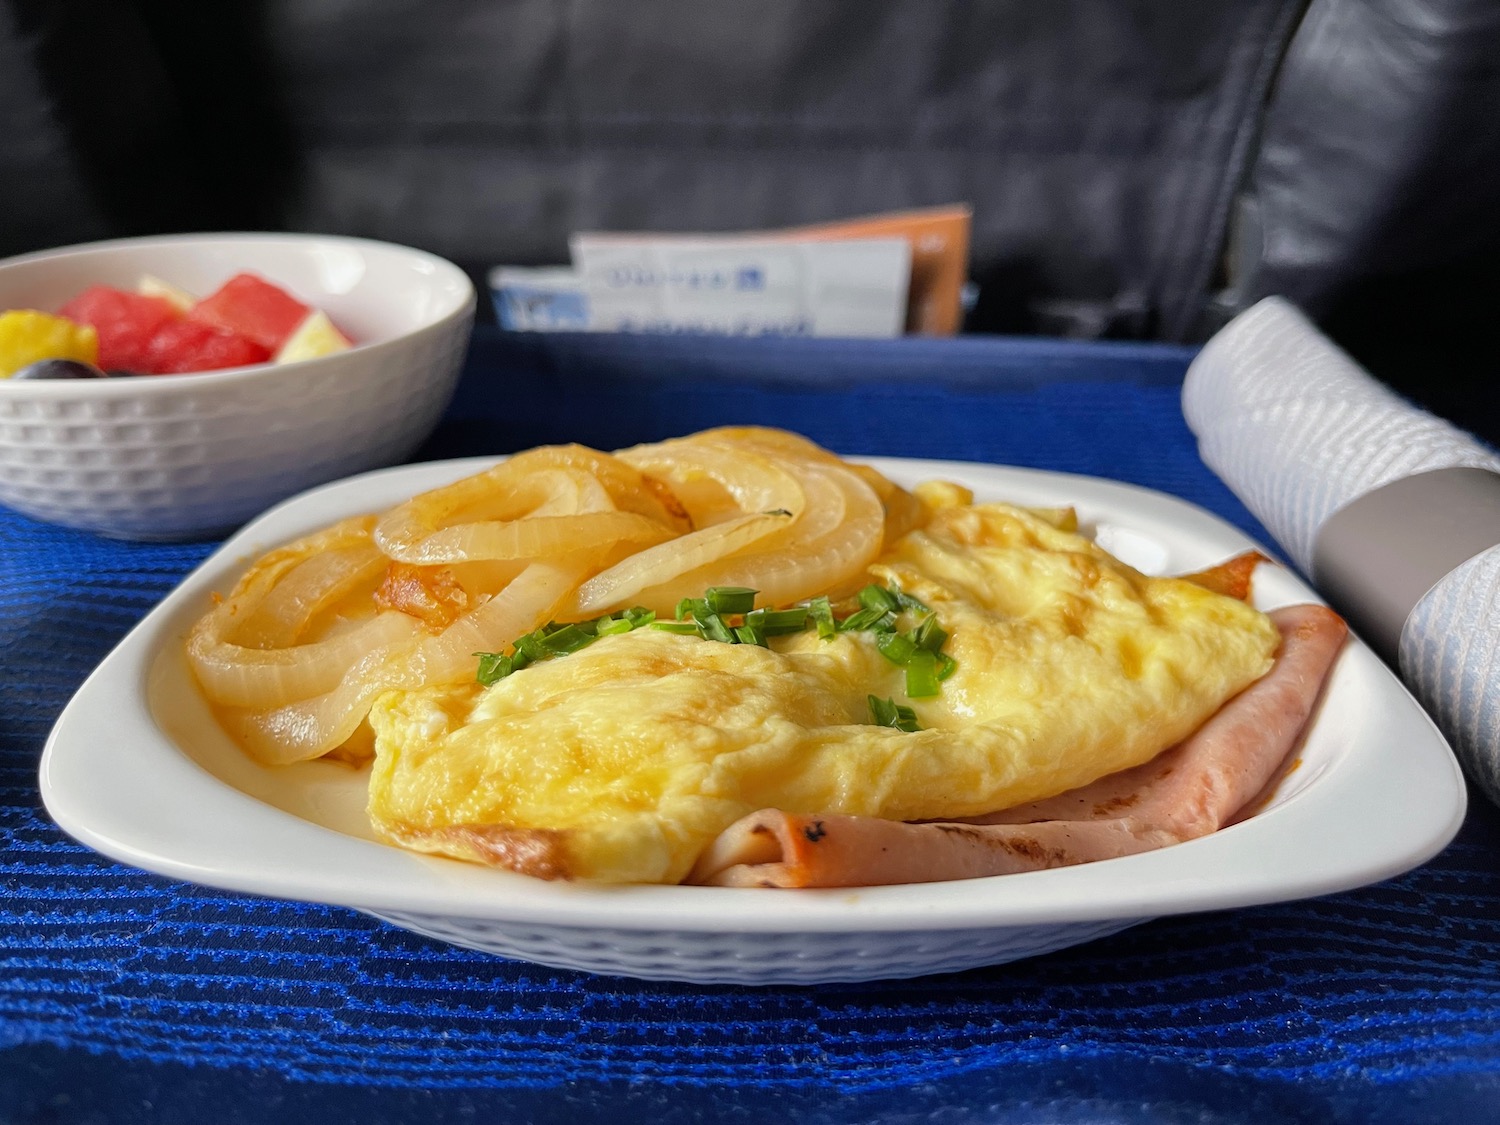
[{"x1": 10, "y1": 359, "x2": 110, "y2": 380}]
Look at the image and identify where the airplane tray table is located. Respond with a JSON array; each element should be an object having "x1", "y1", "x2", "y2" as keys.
[{"x1": 3, "y1": 327, "x2": 1497, "y2": 1125}]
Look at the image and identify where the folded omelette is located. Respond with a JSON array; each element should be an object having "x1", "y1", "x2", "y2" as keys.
[{"x1": 365, "y1": 501, "x2": 1279, "y2": 884}]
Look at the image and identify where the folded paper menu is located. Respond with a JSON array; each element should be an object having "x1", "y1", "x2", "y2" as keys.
[
  {"x1": 570, "y1": 234, "x2": 912, "y2": 338},
  {"x1": 490, "y1": 205, "x2": 971, "y2": 338},
  {"x1": 780, "y1": 205, "x2": 971, "y2": 335},
  {"x1": 1184, "y1": 296, "x2": 1500, "y2": 806}
]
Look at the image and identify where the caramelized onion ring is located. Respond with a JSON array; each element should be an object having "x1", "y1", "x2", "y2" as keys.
[
  {"x1": 574, "y1": 441, "x2": 809, "y2": 613},
  {"x1": 186, "y1": 517, "x2": 420, "y2": 708},
  {"x1": 633, "y1": 461, "x2": 885, "y2": 611},
  {"x1": 376, "y1": 455, "x2": 677, "y2": 567},
  {"x1": 230, "y1": 560, "x2": 589, "y2": 764}
]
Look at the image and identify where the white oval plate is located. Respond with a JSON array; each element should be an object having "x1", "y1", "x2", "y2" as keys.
[{"x1": 39, "y1": 457, "x2": 1467, "y2": 984}]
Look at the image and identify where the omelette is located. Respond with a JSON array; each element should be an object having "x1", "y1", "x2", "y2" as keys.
[{"x1": 365, "y1": 500, "x2": 1281, "y2": 885}]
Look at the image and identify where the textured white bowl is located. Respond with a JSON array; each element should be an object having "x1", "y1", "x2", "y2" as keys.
[{"x1": 0, "y1": 233, "x2": 475, "y2": 539}]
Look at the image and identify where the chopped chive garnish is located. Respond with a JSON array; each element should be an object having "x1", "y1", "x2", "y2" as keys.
[
  {"x1": 514, "y1": 631, "x2": 550, "y2": 662},
  {"x1": 478, "y1": 582, "x2": 956, "y2": 704},
  {"x1": 475, "y1": 651, "x2": 511, "y2": 686},
  {"x1": 912, "y1": 614, "x2": 948, "y2": 652},
  {"x1": 893, "y1": 587, "x2": 930, "y2": 614},
  {"x1": 623, "y1": 606, "x2": 656, "y2": 627},
  {"x1": 858, "y1": 584, "x2": 900, "y2": 614},
  {"x1": 764, "y1": 508, "x2": 793, "y2": 517},
  {"x1": 808, "y1": 596, "x2": 837, "y2": 639},
  {"x1": 734, "y1": 623, "x2": 767, "y2": 646},
  {"x1": 706, "y1": 586, "x2": 757, "y2": 614},
  {"x1": 695, "y1": 613, "x2": 737, "y2": 644},
  {"x1": 875, "y1": 631, "x2": 919, "y2": 666},
  {"x1": 748, "y1": 607, "x2": 809, "y2": 636},
  {"x1": 904, "y1": 650, "x2": 941, "y2": 698},
  {"x1": 650, "y1": 620, "x2": 700, "y2": 634},
  {"x1": 839, "y1": 606, "x2": 896, "y2": 633},
  {"x1": 676, "y1": 596, "x2": 710, "y2": 622},
  {"x1": 477, "y1": 603, "x2": 658, "y2": 682},
  {"x1": 540, "y1": 623, "x2": 593, "y2": 654},
  {"x1": 868, "y1": 695, "x2": 921, "y2": 732}
]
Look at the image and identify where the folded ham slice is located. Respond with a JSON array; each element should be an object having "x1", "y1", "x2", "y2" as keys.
[{"x1": 689, "y1": 603, "x2": 1346, "y2": 888}]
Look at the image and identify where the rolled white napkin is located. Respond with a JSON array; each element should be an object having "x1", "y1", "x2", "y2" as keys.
[{"x1": 1183, "y1": 296, "x2": 1500, "y2": 805}]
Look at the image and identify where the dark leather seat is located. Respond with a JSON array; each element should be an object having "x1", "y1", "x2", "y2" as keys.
[{"x1": 3, "y1": 0, "x2": 1496, "y2": 429}]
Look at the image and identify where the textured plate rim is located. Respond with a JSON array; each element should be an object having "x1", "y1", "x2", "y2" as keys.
[{"x1": 39, "y1": 456, "x2": 1468, "y2": 935}]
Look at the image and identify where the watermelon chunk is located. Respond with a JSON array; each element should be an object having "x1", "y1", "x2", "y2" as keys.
[
  {"x1": 143, "y1": 320, "x2": 272, "y2": 374},
  {"x1": 189, "y1": 273, "x2": 310, "y2": 351},
  {"x1": 59, "y1": 285, "x2": 181, "y2": 372}
]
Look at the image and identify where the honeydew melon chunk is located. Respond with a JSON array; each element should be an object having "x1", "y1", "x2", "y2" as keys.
[
  {"x1": 137, "y1": 274, "x2": 197, "y2": 312},
  {"x1": 275, "y1": 310, "x2": 352, "y2": 364}
]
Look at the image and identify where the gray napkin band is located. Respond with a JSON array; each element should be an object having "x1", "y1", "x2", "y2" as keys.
[{"x1": 1311, "y1": 467, "x2": 1500, "y2": 664}]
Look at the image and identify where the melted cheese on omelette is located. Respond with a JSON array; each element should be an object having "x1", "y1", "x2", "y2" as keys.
[{"x1": 366, "y1": 503, "x2": 1279, "y2": 883}]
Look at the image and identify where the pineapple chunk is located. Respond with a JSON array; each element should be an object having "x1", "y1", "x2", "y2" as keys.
[
  {"x1": 137, "y1": 274, "x2": 197, "y2": 312},
  {"x1": 0, "y1": 310, "x2": 98, "y2": 377},
  {"x1": 275, "y1": 310, "x2": 352, "y2": 364}
]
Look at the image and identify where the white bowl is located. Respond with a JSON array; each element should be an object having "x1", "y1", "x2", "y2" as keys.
[
  {"x1": 39, "y1": 457, "x2": 1467, "y2": 984},
  {"x1": 0, "y1": 233, "x2": 475, "y2": 539}
]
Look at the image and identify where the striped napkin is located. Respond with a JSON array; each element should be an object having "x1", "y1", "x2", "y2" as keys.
[{"x1": 1183, "y1": 296, "x2": 1500, "y2": 806}]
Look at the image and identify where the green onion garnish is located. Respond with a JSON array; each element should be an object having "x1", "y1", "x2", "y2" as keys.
[
  {"x1": 676, "y1": 596, "x2": 710, "y2": 622},
  {"x1": 477, "y1": 582, "x2": 955, "y2": 708},
  {"x1": 858, "y1": 584, "x2": 901, "y2": 614},
  {"x1": 747, "y1": 607, "x2": 809, "y2": 636},
  {"x1": 476, "y1": 604, "x2": 659, "y2": 683},
  {"x1": 875, "y1": 631, "x2": 919, "y2": 666},
  {"x1": 893, "y1": 587, "x2": 930, "y2": 614},
  {"x1": 904, "y1": 650, "x2": 941, "y2": 698},
  {"x1": 734, "y1": 623, "x2": 767, "y2": 647},
  {"x1": 514, "y1": 631, "x2": 550, "y2": 663},
  {"x1": 650, "y1": 620, "x2": 699, "y2": 635},
  {"x1": 540, "y1": 623, "x2": 594, "y2": 654},
  {"x1": 475, "y1": 652, "x2": 512, "y2": 686},
  {"x1": 705, "y1": 586, "x2": 757, "y2": 615},
  {"x1": 696, "y1": 613, "x2": 736, "y2": 644},
  {"x1": 912, "y1": 614, "x2": 948, "y2": 652},
  {"x1": 808, "y1": 596, "x2": 837, "y2": 640},
  {"x1": 838, "y1": 606, "x2": 896, "y2": 633},
  {"x1": 868, "y1": 695, "x2": 922, "y2": 732}
]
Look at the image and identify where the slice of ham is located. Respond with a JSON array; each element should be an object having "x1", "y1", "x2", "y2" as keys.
[{"x1": 689, "y1": 603, "x2": 1347, "y2": 888}]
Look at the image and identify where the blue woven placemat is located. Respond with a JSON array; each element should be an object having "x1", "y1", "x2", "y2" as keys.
[{"x1": 3, "y1": 329, "x2": 1498, "y2": 1125}]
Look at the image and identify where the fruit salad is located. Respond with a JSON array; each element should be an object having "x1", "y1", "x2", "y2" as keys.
[{"x1": 0, "y1": 273, "x2": 353, "y2": 379}]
